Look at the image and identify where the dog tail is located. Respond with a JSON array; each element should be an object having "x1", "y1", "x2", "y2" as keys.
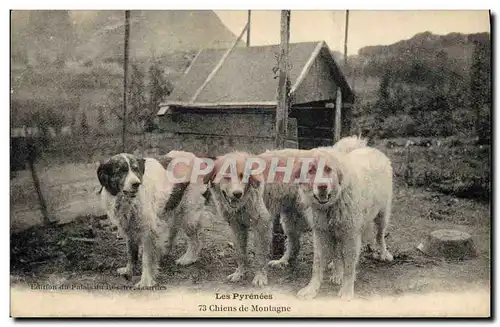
[{"x1": 332, "y1": 135, "x2": 368, "y2": 153}]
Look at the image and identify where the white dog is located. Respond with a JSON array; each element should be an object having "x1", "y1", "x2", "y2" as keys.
[{"x1": 295, "y1": 136, "x2": 394, "y2": 300}]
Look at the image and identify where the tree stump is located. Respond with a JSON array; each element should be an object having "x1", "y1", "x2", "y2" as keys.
[{"x1": 417, "y1": 229, "x2": 477, "y2": 260}]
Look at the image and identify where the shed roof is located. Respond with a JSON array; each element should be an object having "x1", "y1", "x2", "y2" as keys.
[{"x1": 158, "y1": 41, "x2": 354, "y2": 113}]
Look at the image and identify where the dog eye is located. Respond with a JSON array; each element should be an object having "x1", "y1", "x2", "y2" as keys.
[{"x1": 324, "y1": 166, "x2": 332, "y2": 173}]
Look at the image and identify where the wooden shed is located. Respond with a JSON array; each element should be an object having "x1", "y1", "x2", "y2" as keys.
[{"x1": 157, "y1": 41, "x2": 354, "y2": 156}]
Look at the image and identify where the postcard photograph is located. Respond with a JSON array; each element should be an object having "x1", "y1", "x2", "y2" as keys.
[{"x1": 9, "y1": 9, "x2": 491, "y2": 318}]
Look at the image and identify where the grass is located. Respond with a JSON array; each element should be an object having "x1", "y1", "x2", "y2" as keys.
[{"x1": 372, "y1": 138, "x2": 490, "y2": 202}]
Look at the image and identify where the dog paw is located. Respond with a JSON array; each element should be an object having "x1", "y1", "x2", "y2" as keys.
[
  {"x1": 372, "y1": 250, "x2": 393, "y2": 262},
  {"x1": 134, "y1": 276, "x2": 156, "y2": 289},
  {"x1": 175, "y1": 254, "x2": 198, "y2": 266},
  {"x1": 297, "y1": 284, "x2": 319, "y2": 300},
  {"x1": 338, "y1": 285, "x2": 354, "y2": 301},
  {"x1": 227, "y1": 269, "x2": 244, "y2": 283},
  {"x1": 380, "y1": 250, "x2": 394, "y2": 262},
  {"x1": 252, "y1": 271, "x2": 268, "y2": 287},
  {"x1": 117, "y1": 265, "x2": 133, "y2": 277},
  {"x1": 268, "y1": 259, "x2": 289, "y2": 269},
  {"x1": 330, "y1": 273, "x2": 343, "y2": 285}
]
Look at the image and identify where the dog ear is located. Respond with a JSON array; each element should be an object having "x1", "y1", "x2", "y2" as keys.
[
  {"x1": 202, "y1": 166, "x2": 216, "y2": 185},
  {"x1": 97, "y1": 160, "x2": 119, "y2": 196},
  {"x1": 164, "y1": 182, "x2": 190, "y2": 211},
  {"x1": 291, "y1": 159, "x2": 303, "y2": 181},
  {"x1": 249, "y1": 173, "x2": 264, "y2": 188},
  {"x1": 158, "y1": 155, "x2": 174, "y2": 171},
  {"x1": 291, "y1": 158, "x2": 316, "y2": 184},
  {"x1": 202, "y1": 185, "x2": 212, "y2": 204},
  {"x1": 336, "y1": 166, "x2": 344, "y2": 186},
  {"x1": 247, "y1": 157, "x2": 265, "y2": 188},
  {"x1": 202, "y1": 156, "x2": 220, "y2": 185},
  {"x1": 323, "y1": 156, "x2": 343, "y2": 186},
  {"x1": 137, "y1": 158, "x2": 146, "y2": 176}
]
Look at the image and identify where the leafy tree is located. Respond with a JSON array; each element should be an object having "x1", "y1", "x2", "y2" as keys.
[
  {"x1": 108, "y1": 88, "x2": 125, "y2": 123},
  {"x1": 97, "y1": 106, "x2": 106, "y2": 132},
  {"x1": 374, "y1": 71, "x2": 392, "y2": 122},
  {"x1": 80, "y1": 112, "x2": 89, "y2": 135},
  {"x1": 128, "y1": 63, "x2": 147, "y2": 131},
  {"x1": 70, "y1": 112, "x2": 77, "y2": 131},
  {"x1": 470, "y1": 38, "x2": 491, "y2": 143},
  {"x1": 147, "y1": 60, "x2": 174, "y2": 132}
]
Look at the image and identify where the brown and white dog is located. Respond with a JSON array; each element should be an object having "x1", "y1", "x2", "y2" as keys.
[
  {"x1": 203, "y1": 151, "x2": 271, "y2": 287},
  {"x1": 258, "y1": 148, "x2": 316, "y2": 268},
  {"x1": 293, "y1": 136, "x2": 394, "y2": 300},
  {"x1": 97, "y1": 152, "x2": 206, "y2": 288},
  {"x1": 202, "y1": 149, "x2": 323, "y2": 286}
]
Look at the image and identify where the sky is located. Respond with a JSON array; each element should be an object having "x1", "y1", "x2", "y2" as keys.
[{"x1": 214, "y1": 10, "x2": 490, "y2": 55}]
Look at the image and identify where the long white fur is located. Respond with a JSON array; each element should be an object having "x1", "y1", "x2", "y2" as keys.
[
  {"x1": 100, "y1": 153, "x2": 206, "y2": 288},
  {"x1": 264, "y1": 137, "x2": 377, "y2": 269},
  {"x1": 297, "y1": 136, "x2": 394, "y2": 300}
]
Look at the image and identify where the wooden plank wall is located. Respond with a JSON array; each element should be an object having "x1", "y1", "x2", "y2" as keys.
[
  {"x1": 158, "y1": 111, "x2": 298, "y2": 156},
  {"x1": 159, "y1": 112, "x2": 275, "y2": 137}
]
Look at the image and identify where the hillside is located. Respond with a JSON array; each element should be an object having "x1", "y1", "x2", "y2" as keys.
[
  {"x1": 10, "y1": 11, "x2": 491, "y2": 141},
  {"x1": 341, "y1": 31, "x2": 491, "y2": 139},
  {"x1": 11, "y1": 10, "x2": 243, "y2": 65},
  {"x1": 10, "y1": 10, "x2": 243, "y2": 131},
  {"x1": 351, "y1": 31, "x2": 489, "y2": 78},
  {"x1": 73, "y1": 10, "x2": 245, "y2": 61}
]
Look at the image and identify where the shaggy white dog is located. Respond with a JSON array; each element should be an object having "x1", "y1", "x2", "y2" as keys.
[{"x1": 295, "y1": 136, "x2": 394, "y2": 300}]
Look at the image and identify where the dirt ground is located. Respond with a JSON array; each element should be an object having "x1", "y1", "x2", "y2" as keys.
[
  {"x1": 10, "y1": 181, "x2": 491, "y2": 301},
  {"x1": 10, "y1": 163, "x2": 104, "y2": 231}
]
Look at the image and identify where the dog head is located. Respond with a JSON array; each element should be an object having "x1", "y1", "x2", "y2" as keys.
[
  {"x1": 293, "y1": 152, "x2": 343, "y2": 206},
  {"x1": 160, "y1": 150, "x2": 216, "y2": 185},
  {"x1": 97, "y1": 153, "x2": 145, "y2": 198},
  {"x1": 203, "y1": 152, "x2": 264, "y2": 210},
  {"x1": 258, "y1": 148, "x2": 315, "y2": 185}
]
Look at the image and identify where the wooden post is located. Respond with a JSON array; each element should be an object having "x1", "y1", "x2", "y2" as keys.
[
  {"x1": 334, "y1": 88, "x2": 342, "y2": 142},
  {"x1": 344, "y1": 10, "x2": 349, "y2": 66},
  {"x1": 246, "y1": 10, "x2": 251, "y2": 47},
  {"x1": 333, "y1": 9, "x2": 348, "y2": 142},
  {"x1": 343, "y1": 10, "x2": 350, "y2": 92},
  {"x1": 27, "y1": 139, "x2": 52, "y2": 225},
  {"x1": 342, "y1": 10, "x2": 350, "y2": 137},
  {"x1": 275, "y1": 10, "x2": 291, "y2": 149},
  {"x1": 272, "y1": 10, "x2": 291, "y2": 259},
  {"x1": 122, "y1": 10, "x2": 130, "y2": 153}
]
